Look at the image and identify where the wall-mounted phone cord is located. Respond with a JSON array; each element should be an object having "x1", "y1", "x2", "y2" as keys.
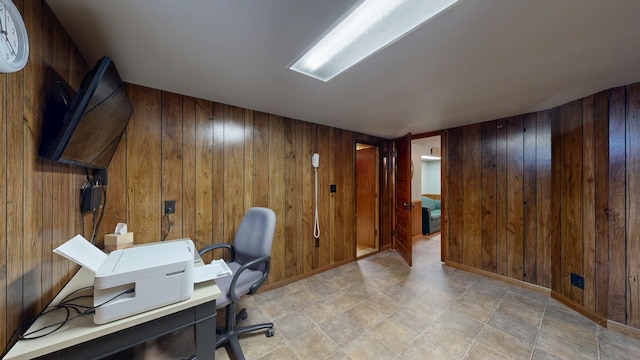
[{"x1": 314, "y1": 167, "x2": 320, "y2": 239}]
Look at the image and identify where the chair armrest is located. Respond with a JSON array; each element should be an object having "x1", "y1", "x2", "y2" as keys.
[
  {"x1": 198, "y1": 243, "x2": 236, "y2": 261},
  {"x1": 228, "y1": 255, "x2": 271, "y2": 303}
]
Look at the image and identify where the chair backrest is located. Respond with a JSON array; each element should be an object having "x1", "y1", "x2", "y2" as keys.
[{"x1": 233, "y1": 207, "x2": 276, "y2": 269}]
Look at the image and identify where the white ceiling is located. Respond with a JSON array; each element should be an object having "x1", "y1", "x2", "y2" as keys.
[{"x1": 45, "y1": 0, "x2": 640, "y2": 139}]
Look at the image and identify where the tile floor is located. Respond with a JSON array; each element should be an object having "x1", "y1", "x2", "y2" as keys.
[{"x1": 215, "y1": 235, "x2": 640, "y2": 360}]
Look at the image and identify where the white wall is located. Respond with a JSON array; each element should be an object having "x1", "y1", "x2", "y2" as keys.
[
  {"x1": 422, "y1": 160, "x2": 441, "y2": 194},
  {"x1": 411, "y1": 143, "x2": 427, "y2": 201}
]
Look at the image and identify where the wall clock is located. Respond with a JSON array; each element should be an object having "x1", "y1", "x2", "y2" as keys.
[{"x1": 0, "y1": 0, "x2": 28, "y2": 73}]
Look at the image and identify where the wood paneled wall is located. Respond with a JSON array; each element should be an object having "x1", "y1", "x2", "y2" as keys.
[
  {"x1": 1, "y1": 0, "x2": 89, "y2": 352},
  {"x1": 0, "y1": 1, "x2": 393, "y2": 352},
  {"x1": 444, "y1": 84, "x2": 640, "y2": 330},
  {"x1": 102, "y1": 86, "x2": 391, "y2": 286},
  {"x1": 445, "y1": 116, "x2": 552, "y2": 287}
]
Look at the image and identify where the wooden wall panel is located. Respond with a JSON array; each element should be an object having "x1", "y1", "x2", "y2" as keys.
[
  {"x1": 332, "y1": 128, "x2": 345, "y2": 260},
  {"x1": 550, "y1": 107, "x2": 562, "y2": 294},
  {"x1": 196, "y1": 100, "x2": 214, "y2": 254},
  {"x1": 536, "y1": 111, "x2": 552, "y2": 288},
  {"x1": 126, "y1": 86, "x2": 163, "y2": 243},
  {"x1": 182, "y1": 97, "x2": 197, "y2": 241},
  {"x1": 582, "y1": 95, "x2": 596, "y2": 311},
  {"x1": 506, "y1": 116, "x2": 524, "y2": 280},
  {"x1": 481, "y1": 121, "x2": 497, "y2": 272},
  {"x1": 496, "y1": 118, "x2": 508, "y2": 276},
  {"x1": 268, "y1": 115, "x2": 286, "y2": 282},
  {"x1": 462, "y1": 124, "x2": 482, "y2": 268},
  {"x1": 161, "y1": 92, "x2": 184, "y2": 240},
  {"x1": 317, "y1": 125, "x2": 330, "y2": 268},
  {"x1": 593, "y1": 91, "x2": 609, "y2": 318},
  {"x1": 560, "y1": 100, "x2": 584, "y2": 303},
  {"x1": 608, "y1": 87, "x2": 627, "y2": 323},
  {"x1": 626, "y1": 83, "x2": 640, "y2": 328},
  {"x1": 447, "y1": 127, "x2": 464, "y2": 263},
  {"x1": 223, "y1": 105, "x2": 246, "y2": 246},
  {"x1": 523, "y1": 113, "x2": 537, "y2": 284}
]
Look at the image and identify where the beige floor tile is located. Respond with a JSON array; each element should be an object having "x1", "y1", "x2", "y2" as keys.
[
  {"x1": 237, "y1": 327, "x2": 286, "y2": 360},
  {"x1": 326, "y1": 350, "x2": 354, "y2": 360},
  {"x1": 288, "y1": 327, "x2": 339, "y2": 360},
  {"x1": 539, "y1": 316, "x2": 597, "y2": 350},
  {"x1": 368, "y1": 317, "x2": 419, "y2": 353},
  {"x1": 318, "y1": 314, "x2": 364, "y2": 346},
  {"x1": 535, "y1": 328, "x2": 597, "y2": 360},
  {"x1": 256, "y1": 344, "x2": 300, "y2": 360},
  {"x1": 423, "y1": 322, "x2": 474, "y2": 358},
  {"x1": 400, "y1": 334, "x2": 456, "y2": 360},
  {"x1": 302, "y1": 301, "x2": 342, "y2": 324},
  {"x1": 476, "y1": 324, "x2": 533, "y2": 359},
  {"x1": 487, "y1": 310, "x2": 539, "y2": 344},
  {"x1": 598, "y1": 326, "x2": 640, "y2": 360},
  {"x1": 503, "y1": 286, "x2": 548, "y2": 313},
  {"x1": 273, "y1": 312, "x2": 317, "y2": 340},
  {"x1": 436, "y1": 308, "x2": 484, "y2": 339},
  {"x1": 494, "y1": 300, "x2": 543, "y2": 328},
  {"x1": 309, "y1": 281, "x2": 342, "y2": 299},
  {"x1": 464, "y1": 342, "x2": 510, "y2": 360},
  {"x1": 258, "y1": 298, "x2": 299, "y2": 320},
  {"x1": 325, "y1": 291, "x2": 361, "y2": 312},
  {"x1": 343, "y1": 332, "x2": 398, "y2": 360},
  {"x1": 287, "y1": 288, "x2": 323, "y2": 310},
  {"x1": 388, "y1": 306, "x2": 435, "y2": 334},
  {"x1": 345, "y1": 303, "x2": 385, "y2": 329},
  {"x1": 361, "y1": 291, "x2": 400, "y2": 316}
]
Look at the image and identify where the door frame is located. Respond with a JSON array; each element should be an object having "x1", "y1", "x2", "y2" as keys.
[{"x1": 411, "y1": 130, "x2": 447, "y2": 262}]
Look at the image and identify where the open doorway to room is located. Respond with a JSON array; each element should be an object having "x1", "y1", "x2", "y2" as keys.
[
  {"x1": 356, "y1": 143, "x2": 380, "y2": 258},
  {"x1": 411, "y1": 136, "x2": 442, "y2": 241}
]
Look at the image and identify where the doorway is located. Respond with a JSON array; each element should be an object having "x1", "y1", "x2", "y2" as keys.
[
  {"x1": 411, "y1": 135, "x2": 442, "y2": 251},
  {"x1": 356, "y1": 143, "x2": 380, "y2": 258}
]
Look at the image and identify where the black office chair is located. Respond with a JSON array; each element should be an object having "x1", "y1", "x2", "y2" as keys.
[{"x1": 198, "y1": 207, "x2": 276, "y2": 360}]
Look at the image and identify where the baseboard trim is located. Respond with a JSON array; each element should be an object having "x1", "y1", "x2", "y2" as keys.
[
  {"x1": 444, "y1": 260, "x2": 551, "y2": 295},
  {"x1": 550, "y1": 291, "x2": 607, "y2": 327}
]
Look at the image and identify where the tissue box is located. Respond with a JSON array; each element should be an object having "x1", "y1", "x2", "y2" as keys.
[{"x1": 104, "y1": 232, "x2": 134, "y2": 252}]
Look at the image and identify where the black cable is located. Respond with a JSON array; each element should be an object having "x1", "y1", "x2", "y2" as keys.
[
  {"x1": 91, "y1": 185, "x2": 107, "y2": 245},
  {"x1": 161, "y1": 214, "x2": 171, "y2": 241},
  {"x1": 17, "y1": 287, "x2": 134, "y2": 341}
]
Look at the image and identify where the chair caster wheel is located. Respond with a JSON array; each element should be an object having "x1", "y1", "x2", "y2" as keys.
[{"x1": 266, "y1": 328, "x2": 274, "y2": 337}]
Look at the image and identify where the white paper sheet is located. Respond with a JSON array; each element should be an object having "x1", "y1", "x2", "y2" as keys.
[
  {"x1": 53, "y1": 234, "x2": 108, "y2": 273},
  {"x1": 193, "y1": 259, "x2": 233, "y2": 283}
]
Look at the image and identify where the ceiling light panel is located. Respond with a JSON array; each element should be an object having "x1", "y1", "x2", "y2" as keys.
[{"x1": 290, "y1": 0, "x2": 458, "y2": 81}]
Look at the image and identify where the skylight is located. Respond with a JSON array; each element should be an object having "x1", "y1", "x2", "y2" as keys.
[{"x1": 289, "y1": 0, "x2": 458, "y2": 82}]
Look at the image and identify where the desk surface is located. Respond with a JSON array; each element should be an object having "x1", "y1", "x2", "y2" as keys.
[{"x1": 3, "y1": 266, "x2": 221, "y2": 360}]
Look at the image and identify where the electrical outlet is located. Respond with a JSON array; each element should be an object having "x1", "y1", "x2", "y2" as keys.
[
  {"x1": 164, "y1": 200, "x2": 176, "y2": 214},
  {"x1": 93, "y1": 169, "x2": 108, "y2": 185},
  {"x1": 570, "y1": 273, "x2": 584, "y2": 289}
]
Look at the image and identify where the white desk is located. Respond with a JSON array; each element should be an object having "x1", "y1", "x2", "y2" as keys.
[{"x1": 3, "y1": 266, "x2": 221, "y2": 360}]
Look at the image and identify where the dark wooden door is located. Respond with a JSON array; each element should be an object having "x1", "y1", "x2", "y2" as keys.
[{"x1": 394, "y1": 134, "x2": 412, "y2": 266}]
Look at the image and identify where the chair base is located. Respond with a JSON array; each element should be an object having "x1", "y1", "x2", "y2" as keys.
[{"x1": 217, "y1": 304, "x2": 274, "y2": 360}]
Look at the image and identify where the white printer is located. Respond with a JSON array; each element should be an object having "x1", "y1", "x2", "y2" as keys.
[
  {"x1": 53, "y1": 236, "x2": 196, "y2": 324},
  {"x1": 92, "y1": 239, "x2": 195, "y2": 324}
]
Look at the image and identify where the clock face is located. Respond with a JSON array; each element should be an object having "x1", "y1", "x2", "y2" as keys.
[
  {"x1": 0, "y1": 3, "x2": 19, "y2": 63},
  {"x1": 0, "y1": 0, "x2": 27, "y2": 72}
]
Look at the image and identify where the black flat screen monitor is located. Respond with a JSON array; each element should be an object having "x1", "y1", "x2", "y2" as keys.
[{"x1": 40, "y1": 56, "x2": 133, "y2": 170}]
